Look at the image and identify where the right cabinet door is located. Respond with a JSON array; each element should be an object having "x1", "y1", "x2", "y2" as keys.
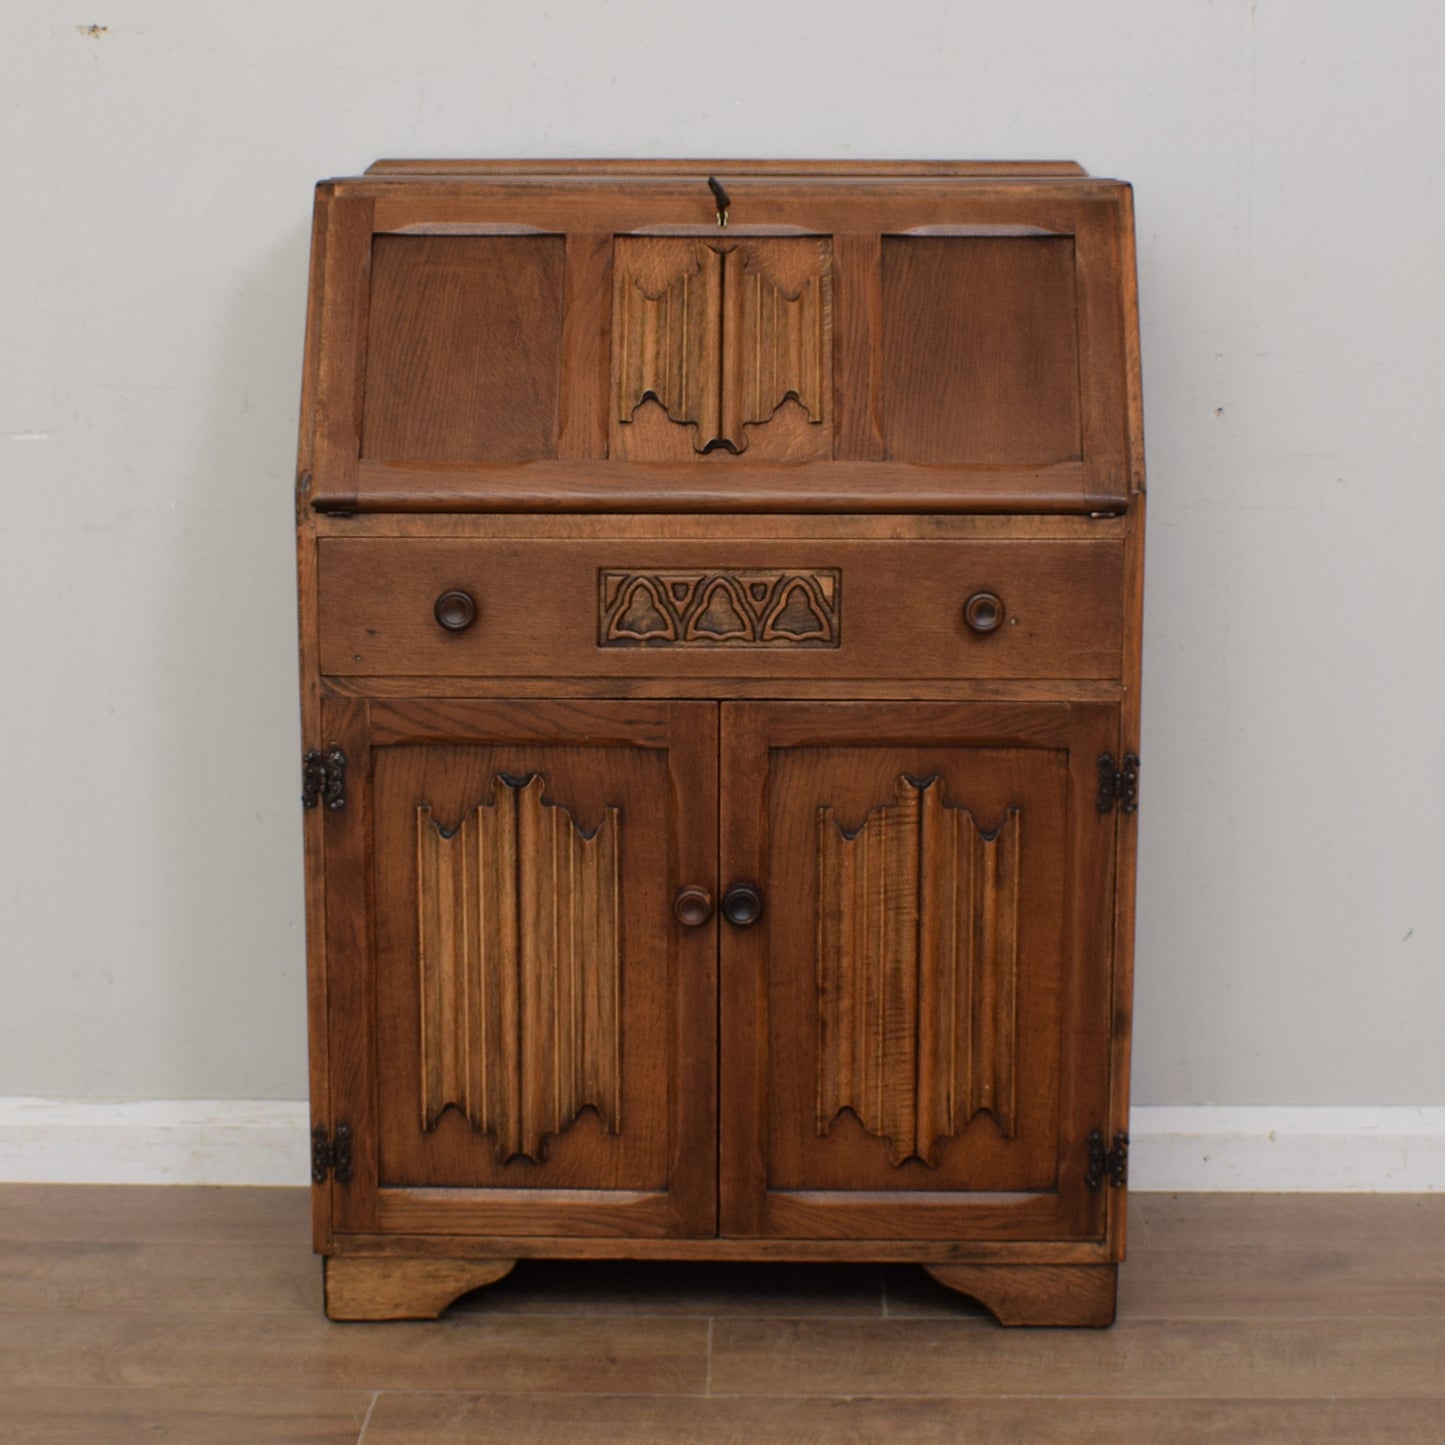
[{"x1": 719, "y1": 701, "x2": 1120, "y2": 1241}]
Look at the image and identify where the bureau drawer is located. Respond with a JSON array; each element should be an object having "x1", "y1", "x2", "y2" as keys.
[{"x1": 316, "y1": 538, "x2": 1124, "y2": 681}]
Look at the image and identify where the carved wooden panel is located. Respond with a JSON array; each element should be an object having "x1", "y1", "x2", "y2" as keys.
[
  {"x1": 416, "y1": 773, "x2": 621, "y2": 1163},
  {"x1": 817, "y1": 775, "x2": 1021, "y2": 1166},
  {"x1": 599, "y1": 567, "x2": 840, "y2": 648},
  {"x1": 613, "y1": 238, "x2": 832, "y2": 457}
]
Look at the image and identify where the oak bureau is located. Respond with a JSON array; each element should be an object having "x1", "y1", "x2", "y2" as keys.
[{"x1": 295, "y1": 159, "x2": 1145, "y2": 1325}]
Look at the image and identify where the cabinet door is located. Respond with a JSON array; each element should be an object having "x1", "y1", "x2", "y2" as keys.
[
  {"x1": 318, "y1": 698, "x2": 717, "y2": 1240},
  {"x1": 719, "y1": 702, "x2": 1118, "y2": 1241}
]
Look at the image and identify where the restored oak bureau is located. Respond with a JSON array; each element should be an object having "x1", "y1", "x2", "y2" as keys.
[{"x1": 296, "y1": 159, "x2": 1145, "y2": 1326}]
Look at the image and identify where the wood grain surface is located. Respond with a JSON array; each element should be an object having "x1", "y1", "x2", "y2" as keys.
[
  {"x1": 294, "y1": 162, "x2": 1148, "y2": 1335},
  {"x1": 1, "y1": 1187, "x2": 1442, "y2": 1443}
]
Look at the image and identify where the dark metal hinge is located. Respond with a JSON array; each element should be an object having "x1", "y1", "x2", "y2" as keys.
[
  {"x1": 302, "y1": 745, "x2": 347, "y2": 811},
  {"x1": 1086, "y1": 1129, "x2": 1129, "y2": 1191},
  {"x1": 1096, "y1": 753, "x2": 1140, "y2": 814},
  {"x1": 311, "y1": 1123, "x2": 353, "y2": 1184}
]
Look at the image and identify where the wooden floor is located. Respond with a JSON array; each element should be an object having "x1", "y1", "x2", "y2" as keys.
[{"x1": 0, "y1": 1188, "x2": 1441, "y2": 1443}]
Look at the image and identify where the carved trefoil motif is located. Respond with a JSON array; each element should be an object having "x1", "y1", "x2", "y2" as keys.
[
  {"x1": 600, "y1": 568, "x2": 840, "y2": 648},
  {"x1": 614, "y1": 238, "x2": 832, "y2": 453},
  {"x1": 817, "y1": 775, "x2": 1021, "y2": 1167},
  {"x1": 416, "y1": 773, "x2": 622, "y2": 1163}
]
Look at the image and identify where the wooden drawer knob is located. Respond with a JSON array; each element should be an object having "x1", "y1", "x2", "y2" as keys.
[
  {"x1": 673, "y1": 886, "x2": 714, "y2": 927},
  {"x1": 721, "y1": 882, "x2": 764, "y2": 928},
  {"x1": 434, "y1": 589, "x2": 477, "y2": 632},
  {"x1": 963, "y1": 591, "x2": 1005, "y2": 634}
]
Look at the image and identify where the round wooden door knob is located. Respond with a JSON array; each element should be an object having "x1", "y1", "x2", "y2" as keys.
[
  {"x1": 721, "y1": 882, "x2": 764, "y2": 928},
  {"x1": 434, "y1": 589, "x2": 477, "y2": 632},
  {"x1": 963, "y1": 591, "x2": 1005, "y2": 634},
  {"x1": 673, "y1": 886, "x2": 714, "y2": 927}
]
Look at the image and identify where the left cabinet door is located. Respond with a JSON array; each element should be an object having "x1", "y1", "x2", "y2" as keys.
[{"x1": 313, "y1": 697, "x2": 719, "y2": 1242}]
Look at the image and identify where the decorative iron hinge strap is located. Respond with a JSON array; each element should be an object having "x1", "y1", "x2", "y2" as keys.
[
  {"x1": 1095, "y1": 753, "x2": 1140, "y2": 815},
  {"x1": 302, "y1": 746, "x2": 348, "y2": 811},
  {"x1": 311, "y1": 1123, "x2": 353, "y2": 1184},
  {"x1": 1085, "y1": 1129, "x2": 1129, "y2": 1191}
]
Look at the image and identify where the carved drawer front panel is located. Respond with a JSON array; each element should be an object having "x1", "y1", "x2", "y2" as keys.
[
  {"x1": 601, "y1": 568, "x2": 840, "y2": 648},
  {"x1": 317, "y1": 537, "x2": 1123, "y2": 681}
]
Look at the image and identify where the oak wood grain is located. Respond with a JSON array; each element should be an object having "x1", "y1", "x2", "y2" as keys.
[
  {"x1": 817, "y1": 778, "x2": 1021, "y2": 1163},
  {"x1": 556, "y1": 231, "x2": 611, "y2": 460},
  {"x1": 324, "y1": 1256, "x2": 516, "y2": 1320},
  {"x1": 361, "y1": 235, "x2": 565, "y2": 462},
  {"x1": 416, "y1": 776, "x2": 621, "y2": 1161},
  {"x1": 324, "y1": 676, "x2": 1126, "y2": 704},
  {"x1": 923, "y1": 1261, "x2": 1116, "y2": 1326},
  {"x1": 328, "y1": 1231, "x2": 1110, "y2": 1265},
  {"x1": 334, "y1": 699, "x2": 717, "y2": 1239},
  {"x1": 317, "y1": 457, "x2": 1112, "y2": 512},
  {"x1": 312, "y1": 513, "x2": 1127, "y2": 540},
  {"x1": 881, "y1": 236, "x2": 1081, "y2": 465},
  {"x1": 719, "y1": 701, "x2": 1116, "y2": 1243},
  {"x1": 315, "y1": 537, "x2": 1125, "y2": 682},
  {"x1": 294, "y1": 160, "x2": 1146, "y2": 1322}
]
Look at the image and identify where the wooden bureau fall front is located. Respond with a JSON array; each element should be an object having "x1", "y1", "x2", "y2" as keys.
[{"x1": 295, "y1": 160, "x2": 1145, "y2": 1327}]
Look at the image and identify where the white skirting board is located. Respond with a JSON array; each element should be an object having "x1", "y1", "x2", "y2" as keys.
[{"x1": 0, "y1": 1098, "x2": 1441, "y2": 1190}]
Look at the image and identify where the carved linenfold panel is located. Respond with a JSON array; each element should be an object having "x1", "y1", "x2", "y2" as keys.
[
  {"x1": 817, "y1": 775, "x2": 1021, "y2": 1167},
  {"x1": 721, "y1": 244, "x2": 829, "y2": 444},
  {"x1": 600, "y1": 568, "x2": 840, "y2": 648},
  {"x1": 614, "y1": 238, "x2": 832, "y2": 454},
  {"x1": 416, "y1": 773, "x2": 622, "y2": 1163},
  {"x1": 616, "y1": 241, "x2": 723, "y2": 448}
]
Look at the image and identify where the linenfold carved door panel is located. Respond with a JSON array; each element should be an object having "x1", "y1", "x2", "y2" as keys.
[
  {"x1": 611, "y1": 237, "x2": 833, "y2": 461},
  {"x1": 718, "y1": 701, "x2": 1118, "y2": 1241},
  {"x1": 816, "y1": 774, "x2": 1023, "y2": 1166},
  {"x1": 321, "y1": 697, "x2": 718, "y2": 1240},
  {"x1": 414, "y1": 773, "x2": 623, "y2": 1160}
]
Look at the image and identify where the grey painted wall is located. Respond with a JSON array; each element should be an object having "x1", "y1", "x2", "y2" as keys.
[{"x1": 2, "y1": 0, "x2": 1441, "y2": 1105}]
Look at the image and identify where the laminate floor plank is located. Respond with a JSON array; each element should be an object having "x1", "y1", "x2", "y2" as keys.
[
  {"x1": 882, "y1": 1243, "x2": 1445, "y2": 1323},
  {"x1": 1130, "y1": 1192, "x2": 1445, "y2": 1251},
  {"x1": 0, "y1": 1311, "x2": 709, "y2": 1395},
  {"x1": 0, "y1": 1387, "x2": 373, "y2": 1445},
  {"x1": 707, "y1": 1316, "x2": 1445, "y2": 1399},
  {"x1": 1123, "y1": 1192, "x2": 1445, "y2": 1319},
  {"x1": 2, "y1": 1186, "x2": 1442, "y2": 1441},
  {"x1": 0, "y1": 1184, "x2": 306, "y2": 1244},
  {"x1": 360, "y1": 1392, "x2": 1445, "y2": 1445},
  {"x1": 0, "y1": 1240, "x2": 320, "y2": 1314},
  {"x1": 1121, "y1": 1244, "x2": 1445, "y2": 1321}
]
